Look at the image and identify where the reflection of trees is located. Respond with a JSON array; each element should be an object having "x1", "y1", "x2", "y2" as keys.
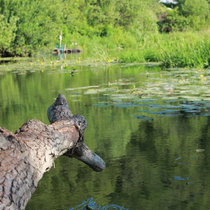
[
  {"x1": 109, "y1": 116, "x2": 210, "y2": 209},
  {"x1": 2, "y1": 66, "x2": 210, "y2": 209},
  {"x1": 26, "y1": 115, "x2": 210, "y2": 210}
]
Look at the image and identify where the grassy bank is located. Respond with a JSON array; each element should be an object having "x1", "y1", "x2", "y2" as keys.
[
  {"x1": 119, "y1": 30, "x2": 210, "y2": 68},
  {"x1": 63, "y1": 29, "x2": 209, "y2": 69},
  {"x1": 1, "y1": 29, "x2": 209, "y2": 69},
  {"x1": 1, "y1": 0, "x2": 209, "y2": 69}
]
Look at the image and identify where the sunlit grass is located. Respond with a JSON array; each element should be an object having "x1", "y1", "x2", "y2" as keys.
[
  {"x1": 113, "y1": 31, "x2": 209, "y2": 68},
  {"x1": 66, "y1": 29, "x2": 209, "y2": 68},
  {"x1": 1, "y1": 30, "x2": 209, "y2": 69}
]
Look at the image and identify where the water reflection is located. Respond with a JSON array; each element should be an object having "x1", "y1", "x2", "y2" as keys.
[{"x1": 0, "y1": 62, "x2": 210, "y2": 209}]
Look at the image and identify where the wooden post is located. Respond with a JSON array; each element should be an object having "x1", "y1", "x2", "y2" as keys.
[{"x1": 59, "y1": 32, "x2": 62, "y2": 49}]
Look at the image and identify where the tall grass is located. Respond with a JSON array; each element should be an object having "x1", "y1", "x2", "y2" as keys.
[
  {"x1": 115, "y1": 30, "x2": 210, "y2": 68},
  {"x1": 158, "y1": 31, "x2": 210, "y2": 68},
  {"x1": 58, "y1": 29, "x2": 209, "y2": 68}
]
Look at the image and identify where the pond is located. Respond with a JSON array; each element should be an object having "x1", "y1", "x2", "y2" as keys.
[{"x1": 0, "y1": 59, "x2": 210, "y2": 210}]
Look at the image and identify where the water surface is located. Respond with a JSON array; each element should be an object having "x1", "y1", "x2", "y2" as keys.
[{"x1": 0, "y1": 60, "x2": 210, "y2": 209}]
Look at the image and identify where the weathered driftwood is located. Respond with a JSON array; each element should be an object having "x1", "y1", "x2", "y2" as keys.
[
  {"x1": 46, "y1": 94, "x2": 105, "y2": 172},
  {"x1": 0, "y1": 95, "x2": 105, "y2": 210}
]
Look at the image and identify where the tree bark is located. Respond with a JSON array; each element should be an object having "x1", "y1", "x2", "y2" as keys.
[{"x1": 0, "y1": 119, "x2": 105, "y2": 210}]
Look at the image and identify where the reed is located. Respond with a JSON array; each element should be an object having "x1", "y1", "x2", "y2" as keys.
[
  {"x1": 109, "y1": 30, "x2": 210, "y2": 68},
  {"x1": 38, "y1": 29, "x2": 210, "y2": 69}
]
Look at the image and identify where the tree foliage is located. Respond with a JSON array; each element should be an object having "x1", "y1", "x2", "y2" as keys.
[
  {"x1": 0, "y1": 14, "x2": 17, "y2": 56},
  {"x1": 0, "y1": 0, "x2": 209, "y2": 56},
  {"x1": 158, "y1": 0, "x2": 209, "y2": 32}
]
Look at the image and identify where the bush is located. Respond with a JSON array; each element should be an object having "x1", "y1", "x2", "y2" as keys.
[{"x1": 0, "y1": 15, "x2": 18, "y2": 56}]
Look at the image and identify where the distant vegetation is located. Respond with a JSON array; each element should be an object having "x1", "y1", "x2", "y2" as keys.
[{"x1": 0, "y1": 0, "x2": 209, "y2": 68}]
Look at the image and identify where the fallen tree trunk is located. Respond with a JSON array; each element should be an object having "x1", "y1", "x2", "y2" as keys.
[{"x1": 0, "y1": 119, "x2": 105, "y2": 210}]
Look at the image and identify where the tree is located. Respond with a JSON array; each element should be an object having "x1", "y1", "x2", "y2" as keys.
[{"x1": 0, "y1": 15, "x2": 18, "y2": 56}]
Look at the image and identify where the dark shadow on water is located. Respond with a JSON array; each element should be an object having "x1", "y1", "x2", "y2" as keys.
[{"x1": 0, "y1": 59, "x2": 17, "y2": 65}]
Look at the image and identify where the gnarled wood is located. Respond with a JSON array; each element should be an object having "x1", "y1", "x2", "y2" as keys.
[{"x1": 0, "y1": 118, "x2": 105, "y2": 210}]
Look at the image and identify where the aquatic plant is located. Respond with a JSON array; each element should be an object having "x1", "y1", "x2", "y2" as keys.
[
  {"x1": 158, "y1": 31, "x2": 210, "y2": 68},
  {"x1": 69, "y1": 197, "x2": 128, "y2": 210},
  {"x1": 115, "y1": 31, "x2": 210, "y2": 68}
]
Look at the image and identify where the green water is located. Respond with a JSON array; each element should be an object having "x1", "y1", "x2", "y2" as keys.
[{"x1": 0, "y1": 60, "x2": 210, "y2": 210}]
